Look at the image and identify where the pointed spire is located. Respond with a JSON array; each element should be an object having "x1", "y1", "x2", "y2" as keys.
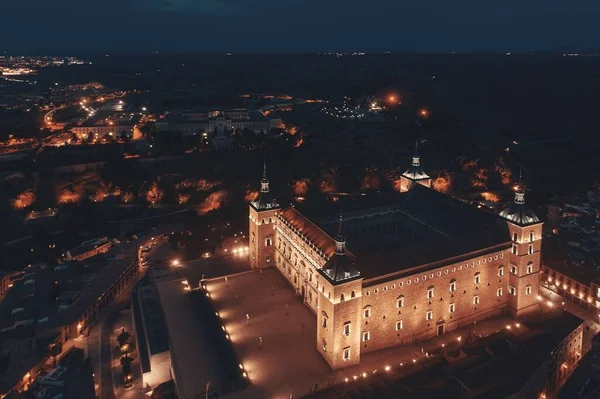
[
  {"x1": 260, "y1": 158, "x2": 269, "y2": 193},
  {"x1": 514, "y1": 168, "x2": 525, "y2": 204},
  {"x1": 335, "y1": 209, "x2": 346, "y2": 255},
  {"x1": 412, "y1": 139, "x2": 421, "y2": 167}
]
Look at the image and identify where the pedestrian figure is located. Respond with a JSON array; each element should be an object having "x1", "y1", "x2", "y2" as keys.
[
  {"x1": 246, "y1": 313, "x2": 250, "y2": 324},
  {"x1": 259, "y1": 336, "x2": 263, "y2": 348}
]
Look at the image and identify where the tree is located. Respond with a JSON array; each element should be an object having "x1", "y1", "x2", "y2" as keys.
[
  {"x1": 70, "y1": 133, "x2": 79, "y2": 144},
  {"x1": 49, "y1": 342, "x2": 62, "y2": 367}
]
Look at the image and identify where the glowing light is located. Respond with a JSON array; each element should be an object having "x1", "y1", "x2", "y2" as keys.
[
  {"x1": 361, "y1": 372, "x2": 367, "y2": 378},
  {"x1": 384, "y1": 365, "x2": 391, "y2": 372},
  {"x1": 419, "y1": 108, "x2": 429, "y2": 117},
  {"x1": 171, "y1": 259, "x2": 180, "y2": 267},
  {"x1": 536, "y1": 295, "x2": 542, "y2": 301}
]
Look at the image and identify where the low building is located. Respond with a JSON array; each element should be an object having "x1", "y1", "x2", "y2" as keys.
[
  {"x1": 131, "y1": 283, "x2": 171, "y2": 393},
  {"x1": 65, "y1": 237, "x2": 112, "y2": 261},
  {"x1": 541, "y1": 261, "x2": 600, "y2": 310}
]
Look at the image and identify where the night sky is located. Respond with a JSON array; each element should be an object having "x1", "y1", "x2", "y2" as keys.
[{"x1": 4, "y1": 0, "x2": 600, "y2": 53}]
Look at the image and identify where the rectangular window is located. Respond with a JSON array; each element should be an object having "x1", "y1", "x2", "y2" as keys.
[
  {"x1": 427, "y1": 287, "x2": 434, "y2": 299},
  {"x1": 498, "y1": 267, "x2": 504, "y2": 277},
  {"x1": 527, "y1": 264, "x2": 533, "y2": 274},
  {"x1": 265, "y1": 238, "x2": 272, "y2": 247},
  {"x1": 449, "y1": 303, "x2": 455, "y2": 313},
  {"x1": 396, "y1": 320, "x2": 403, "y2": 330},
  {"x1": 474, "y1": 274, "x2": 481, "y2": 284},
  {"x1": 510, "y1": 265, "x2": 518, "y2": 275},
  {"x1": 343, "y1": 347, "x2": 350, "y2": 361},
  {"x1": 497, "y1": 287, "x2": 503, "y2": 296},
  {"x1": 343, "y1": 322, "x2": 351, "y2": 336},
  {"x1": 512, "y1": 244, "x2": 518, "y2": 255},
  {"x1": 450, "y1": 281, "x2": 456, "y2": 292},
  {"x1": 322, "y1": 318, "x2": 327, "y2": 328},
  {"x1": 397, "y1": 297, "x2": 404, "y2": 308},
  {"x1": 525, "y1": 286, "x2": 532, "y2": 295},
  {"x1": 473, "y1": 295, "x2": 480, "y2": 305},
  {"x1": 513, "y1": 232, "x2": 518, "y2": 242},
  {"x1": 509, "y1": 286, "x2": 516, "y2": 295},
  {"x1": 426, "y1": 311, "x2": 433, "y2": 321},
  {"x1": 530, "y1": 232, "x2": 534, "y2": 241},
  {"x1": 364, "y1": 308, "x2": 371, "y2": 318},
  {"x1": 528, "y1": 245, "x2": 533, "y2": 255},
  {"x1": 362, "y1": 331, "x2": 370, "y2": 342}
]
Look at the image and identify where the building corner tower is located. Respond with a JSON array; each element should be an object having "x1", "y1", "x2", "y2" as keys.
[
  {"x1": 399, "y1": 140, "x2": 432, "y2": 192},
  {"x1": 249, "y1": 160, "x2": 279, "y2": 269},
  {"x1": 316, "y1": 212, "x2": 363, "y2": 369},
  {"x1": 499, "y1": 183, "x2": 542, "y2": 318}
]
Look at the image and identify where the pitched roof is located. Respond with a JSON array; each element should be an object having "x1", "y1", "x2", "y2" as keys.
[
  {"x1": 319, "y1": 252, "x2": 360, "y2": 285},
  {"x1": 277, "y1": 207, "x2": 338, "y2": 258}
]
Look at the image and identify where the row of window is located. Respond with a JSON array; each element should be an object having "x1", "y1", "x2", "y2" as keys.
[
  {"x1": 513, "y1": 231, "x2": 536, "y2": 243},
  {"x1": 360, "y1": 285, "x2": 531, "y2": 319},
  {"x1": 512, "y1": 243, "x2": 535, "y2": 255},
  {"x1": 364, "y1": 253, "x2": 505, "y2": 296}
]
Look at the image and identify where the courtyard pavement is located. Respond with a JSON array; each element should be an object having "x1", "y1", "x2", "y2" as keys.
[{"x1": 203, "y1": 267, "x2": 523, "y2": 399}]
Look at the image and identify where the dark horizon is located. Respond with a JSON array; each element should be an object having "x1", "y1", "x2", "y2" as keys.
[{"x1": 4, "y1": 0, "x2": 600, "y2": 54}]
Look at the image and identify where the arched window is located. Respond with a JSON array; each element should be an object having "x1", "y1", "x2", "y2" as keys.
[
  {"x1": 527, "y1": 262, "x2": 534, "y2": 274},
  {"x1": 351, "y1": 290, "x2": 356, "y2": 298},
  {"x1": 340, "y1": 294, "x2": 345, "y2": 302},
  {"x1": 474, "y1": 272, "x2": 481, "y2": 284}
]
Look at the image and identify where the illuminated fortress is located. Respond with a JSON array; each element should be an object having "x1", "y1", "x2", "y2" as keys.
[{"x1": 248, "y1": 148, "x2": 542, "y2": 370}]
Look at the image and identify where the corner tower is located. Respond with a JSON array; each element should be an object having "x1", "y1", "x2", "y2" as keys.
[
  {"x1": 399, "y1": 140, "x2": 431, "y2": 192},
  {"x1": 316, "y1": 212, "x2": 363, "y2": 370},
  {"x1": 249, "y1": 160, "x2": 279, "y2": 269},
  {"x1": 499, "y1": 183, "x2": 542, "y2": 318}
]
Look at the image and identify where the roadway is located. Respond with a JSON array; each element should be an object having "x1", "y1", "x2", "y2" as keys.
[{"x1": 91, "y1": 240, "x2": 166, "y2": 399}]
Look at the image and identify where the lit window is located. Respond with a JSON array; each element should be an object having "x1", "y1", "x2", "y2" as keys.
[
  {"x1": 397, "y1": 296, "x2": 404, "y2": 308},
  {"x1": 509, "y1": 285, "x2": 516, "y2": 295},
  {"x1": 426, "y1": 310, "x2": 433, "y2": 321},
  {"x1": 449, "y1": 303, "x2": 455, "y2": 313},
  {"x1": 343, "y1": 347, "x2": 350, "y2": 361},
  {"x1": 266, "y1": 255, "x2": 271, "y2": 263},
  {"x1": 427, "y1": 286, "x2": 434, "y2": 299},
  {"x1": 265, "y1": 238, "x2": 272, "y2": 247},
  {"x1": 396, "y1": 320, "x2": 403, "y2": 330},
  {"x1": 525, "y1": 285, "x2": 532, "y2": 295},
  {"x1": 449, "y1": 280, "x2": 456, "y2": 292},
  {"x1": 362, "y1": 331, "x2": 370, "y2": 342},
  {"x1": 497, "y1": 287, "x2": 503, "y2": 296},
  {"x1": 343, "y1": 322, "x2": 351, "y2": 336},
  {"x1": 364, "y1": 307, "x2": 371, "y2": 318},
  {"x1": 498, "y1": 266, "x2": 504, "y2": 277},
  {"x1": 510, "y1": 264, "x2": 518, "y2": 275},
  {"x1": 473, "y1": 295, "x2": 480, "y2": 305},
  {"x1": 474, "y1": 273, "x2": 481, "y2": 284},
  {"x1": 527, "y1": 262, "x2": 533, "y2": 274}
]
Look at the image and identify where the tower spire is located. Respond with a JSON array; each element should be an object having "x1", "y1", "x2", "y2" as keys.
[
  {"x1": 335, "y1": 209, "x2": 346, "y2": 254},
  {"x1": 412, "y1": 139, "x2": 420, "y2": 167},
  {"x1": 514, "y1": 168, "x2": 525, "y2": 204},
  {"x1": 260, "y1": 158, "x2": 269, "y2": 193}
]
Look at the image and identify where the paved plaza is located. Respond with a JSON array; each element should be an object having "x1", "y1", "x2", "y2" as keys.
[{"x1": 204, "y1": 267, "x2": 525, "y2": 398}]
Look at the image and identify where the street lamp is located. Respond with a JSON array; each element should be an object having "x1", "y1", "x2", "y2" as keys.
[{"x1": 171, "y1": 258, "x2": 180, "y2": 267}]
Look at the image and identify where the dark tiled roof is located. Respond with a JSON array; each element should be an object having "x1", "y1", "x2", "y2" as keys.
[
  {"x1": 278, "y1": 207, "x2": 338, "y2": 258},
  {"x1": 319, "y1": 251, "x2": 360, "y2": 285},
  {"x1": 357, "y1": 223, "x2": 511, "y2": 281},
  {"x1": 499, "y1": 202, "x2": 541, "y2": 227}
]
